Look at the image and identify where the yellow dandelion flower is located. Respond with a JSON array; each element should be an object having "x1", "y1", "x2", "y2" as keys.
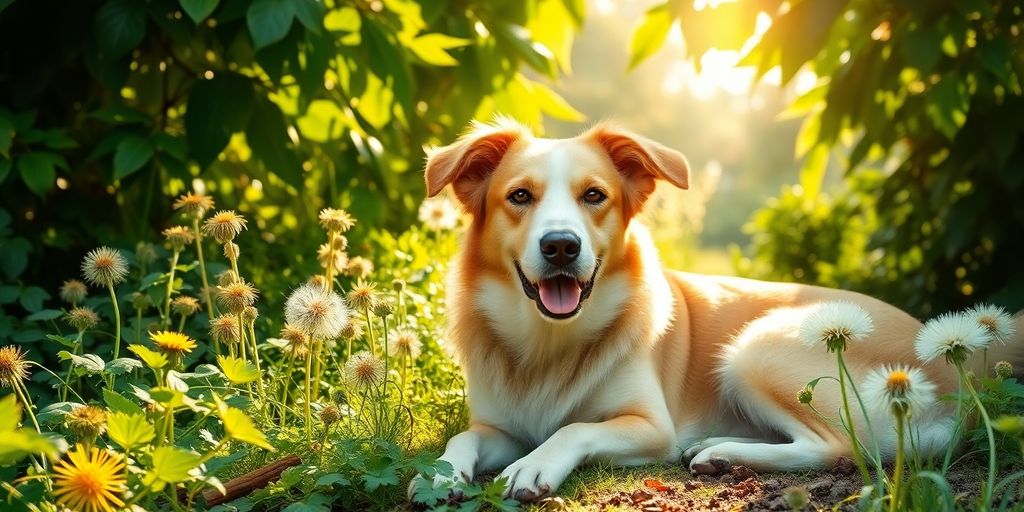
[
  {"x1": 52, "y1": 445, "x2": 127, "y2": 512},
  {"x1": 149, "y1": 330, "x2": 197, "y2": 355}
]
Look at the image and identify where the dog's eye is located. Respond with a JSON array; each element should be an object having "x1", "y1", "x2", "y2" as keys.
[
  {"x1": 583, "y1": 188, "x2": 607, "y2": 204},
  {"x1": 508, "y1": 189, "x2": 533, "y2": 205}
]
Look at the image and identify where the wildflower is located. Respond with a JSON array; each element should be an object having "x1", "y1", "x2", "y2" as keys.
[
  {"x1": 915, "y1": 312, "x2": 992, "y2": 364},
  {"x1": 52, "y1": 445, "x2": 127, "y2": 512},
  {"x1": 65, "y1": 307, "x2": 100, "y2": 332},
  {"x1": 320, "y1": 405, "x2": 341, "y2": 426},
  {"x1": 782, "y1": 486, "x2": 809, "y2": 511},
  {"x1": 996, "y1": 360, "x2": 1014, "y2": 379},
  {"x1": 210, "y1": 315, "x2": 240, "y2": 344},
  {"x1": 372, "y1": 298, "x2": 394, "y2": 318},
  {"x1": 344, "y1": 351, "x2": 385, "y2": 389},
  {"x1": 347, "y1": 280, "x2": 378, "y2": 312},
  {"x1": 967, "y1": 304, "x2": 1016, "y2": 345},
  {"x1": 392, "y1": 279, "x2": 406, "y2": 292},
  {"x1": 862, "y1": 364, "x2": 937, "y2": 417},
  {"x1": 284, "y1": 283, "x2": 347, "y2": 340},
  {"x1": 388, "y1": 328, "x2": 422, "y2": 360},
  {"x1": 345, "y1": 257, "x2": 374, "y2": 278},
  {"x1": 60, "y1": 279, "x2": 88, "y2": 305},
  {"x1": 130, "y1": 292, "x2": 152, "y2": 311},
  {"x1": 994, "y1": 416, "x2": 1024, "y2": 437},
  {"x1": 216, "y1": 270, "x2": 235, "y2": 286},
  {"x1": 0, "y1": 346, "x2": 29, "y2": 388},
  {"x1": 171, "y1": 296, "x2": 200, "y2": 317},
  {"x1": 149, "y1": 331, "x2": 197, "y2": 355},
  {"x1": 317, "y1": 243, "x2": 348, "y2": 272},
  {"x1": 799, "y1": 301, "x2": 874, "y2": 353},
  {"x1": 134, "y1": 242, "x2": 158, "y2": 268},
  {"x1": 280, "y1": 325, "x2": 309, "y2": 356},
  {"x1": 81, "y1": 247, "x2": 129, "y2": 287},
  {"x1": 66, "y1": 405, "x2": 108, "y2": 441},
  {"x1": 173, "y1": 191, "x2": 215, "y2": 218},
  {"x1": 223, "y1": 242, "x2": 240, "y2": 260},
  {"x1": 243, "y1": 306, "x2": 259, "y2": 324},
  {"x1": 202, "y1": 210, "x2": 247, "y2": 243},
  {"x1": 418, "y1": 196, "x2": 460, "y2": 231},
  {"x1": 216, "y1": 280, "x2": 259, "y2": 314},
  {"x1": 318, "y1": 208, "x2": 356, "y2": 233},
  {"x1": 341, "y1": 321, "x2": 364, "y2": 340},
  {"x1": 162, "y1": 225, "x2": 194, "y2": 251},
  {"x1": 329, "y1": 233, "x2": 348, "y2": 251},
  {"x1": 797, "y1": 387, "x2": 814, "y2": 405}
]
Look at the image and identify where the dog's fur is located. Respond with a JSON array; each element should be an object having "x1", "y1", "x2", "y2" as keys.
[{"x1": 410, "y1": 119, "x2": 1022, "y2": 502}]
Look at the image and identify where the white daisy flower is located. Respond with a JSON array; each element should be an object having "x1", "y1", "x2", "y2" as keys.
[
  {"x1": 861, "y1": 364, "x2": 938, "y2": 417},
  {"x1": 799, "y1": 301, "x2": 875, "y2": 352},
  {"x1": 915, "y1": 312, "x2": 992, "y2": 364},
  {"x1": 966, "y1": 304, "x2": 1016, "y2": 345},
  {"x1": 418, "y1": 196, "x2": 460, "y2": 231},
  {"x1": 284, "y1": 283, "x2": 348, "y2": 341}
]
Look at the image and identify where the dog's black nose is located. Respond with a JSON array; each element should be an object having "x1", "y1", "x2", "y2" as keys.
[{"x1": 540, "y1": 231, "x2": 581, "y2": 267}]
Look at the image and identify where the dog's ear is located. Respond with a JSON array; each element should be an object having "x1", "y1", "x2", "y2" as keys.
[
  {"x1": 424, "y1": 119, "x2": 531, "y2": 215},
  {"x1": 586, "y1": 123, "x2": 690, "y2": 215}
]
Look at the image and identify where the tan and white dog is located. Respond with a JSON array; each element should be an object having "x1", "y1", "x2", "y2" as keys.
[{"x1": 410, "y1": 119, "x2": 1019, "y2": 502}]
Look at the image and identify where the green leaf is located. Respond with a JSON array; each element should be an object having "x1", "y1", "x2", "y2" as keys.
[
  {"x1": 17, "y1": 152, "x2": 57, "y2": 198},
  {"x1": 128, "y1": 344, "x2": 168, "y2": 369},
  {"x1": 314, "y1": 473, "x2": 351, "y2": 488},
  {"x1": 105, "y1": 357, "x2": 143, "y2": 376},
  {"x1": 112, "y1": 134, "x2": 155, "y2": 180},
  {"x1": 180, "y1": 0, "x2": 219, "y2": 24},
  {"x1": 56, "y1": 351, "x2": 106, "y2": 374},
  {"x1": 217, "y1": 355, "x2": 260, "y2": 384},
  {"x1": 36, "y1": 402, "x2": 78, "y2": 426},
  {"x1": 216, "y1": 397, "x2": 274, "y2": 451},
  {"x1": 245, "y1": 96, "x2": 302, "y2": 188},
  {"x1": 25, "y1": 309, "x2": 62, "y2": 322},
  {"x1": 561, "y1": 0, "x2": 585, "y2": 27},
  {"x1": 19, "y1": 285, "x2": 49, "y2": 312},
  {"x1": 494, "y1": 23, "x2": 558, "y2": 79},
  {"x1": 628, "y1": 5, "x2": 673, "y2": 70},
  {"x1": 292, "y1": 0, "x2": 324, "y2": 34},
  {"x1": 150, "y1": 445, "x2": 202, "y2": 483},
  {"x1": 0, "y1": 237, "x2": 29, "y2": 278},
  {"x1": 408, "y1": 33, "x2": 469, "y2": 66},
  {"x1": 46, "y1": 334, "x2": 78, "y2": 349},
  {"x1": 901, "y1": 24, "x2": 942, "y2": 75},
  {"x1": 799, "y1": 145, "x2": 829, "y2": 207},
  {"x1": 95, "y1": 0, "x2": 147, "y2": 59},
  {"x1": 247, "y1": 0, "x2": 296, "y2": 51},
  {"x1": 0, "y1": 111, "x2": 13, "y2": 158},
  {"x1": 185, "y1": 72, "x2": 255, "y2": 168},
  {"x1": 0, "y1": 158, "x2": 10, "y2": 184},
  {"x1": 103, "y1": 389, "x2": 144, "y2": 416},
  {"x1": 362, "y1": 466, "x2": 399, "y2": 491},
  {"x1": 107, "y1": 412, "x2": 155, "y2": 451},
  {"x1": 530, "y1": 79, "x2": 585, "y2": 122}
]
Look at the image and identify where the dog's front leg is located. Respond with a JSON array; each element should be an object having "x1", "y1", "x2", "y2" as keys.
[
  {"x1": 408, "y1": 423, "x2": 524, "y2": 501},
  {"x1": 499, "y1": 414, "x2": 673, "y2": 501}
]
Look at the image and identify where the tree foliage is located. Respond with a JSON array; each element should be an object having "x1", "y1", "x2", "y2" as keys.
[
  {"x1": 0, "y1": 0, "x2": 583, "y2": 293},
  {"x1": 633, "y1": 0, "x2": 1024, "y2": 315}
]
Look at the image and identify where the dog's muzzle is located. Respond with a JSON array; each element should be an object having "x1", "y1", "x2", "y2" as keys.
[{"x1": 514, "y1": 261, "x2": 599, "y2": 320}]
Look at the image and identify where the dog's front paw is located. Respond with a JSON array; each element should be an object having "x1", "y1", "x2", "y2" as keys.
[
  {"x1": 498, "y1": 456, "x2": 571, "y2": 503},
  {"x1": 688, "y1": 451, "x2": 732, "y2": 475}
]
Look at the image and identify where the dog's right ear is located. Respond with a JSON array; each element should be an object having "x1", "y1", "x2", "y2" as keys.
[{"x1": 424, "y1": 119, "x2": 530, "y2": 215}]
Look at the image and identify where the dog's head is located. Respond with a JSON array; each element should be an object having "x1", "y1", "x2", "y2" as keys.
[{"x1": 425, "y1": 119, "x2": 689, "y2": 321}]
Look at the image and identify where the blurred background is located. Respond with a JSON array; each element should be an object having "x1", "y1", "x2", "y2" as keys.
[{"x1": 0, "y1": 0, "x2": 1022, "y2": 321}]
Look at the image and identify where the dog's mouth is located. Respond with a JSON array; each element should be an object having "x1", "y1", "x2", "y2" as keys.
[{"x1": 514, "y1": 261, "x2": 599, "y2": 320}]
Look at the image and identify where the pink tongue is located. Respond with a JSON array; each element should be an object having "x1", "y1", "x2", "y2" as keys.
[{"x1": 538, "y1": 276, "x2": 582, "y2": 315}]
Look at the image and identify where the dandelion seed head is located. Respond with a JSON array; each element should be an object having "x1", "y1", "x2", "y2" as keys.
[
  {"x1": 66, "y1": 405, "x2": 108, "y2": 440},
  {"x1": 81, "y1": 247, "x2": 129, "y2": 287},
  {"x1": 134, "y1": 241, "x2": 158, "y2": 267},
  {"x1": 388, "y1": 328, "x2": 422, "y2": 360},
  {"x1": 317, "y1": 243, "x2": 348, "y2": 273},
  {"x1": 162, "y1": 225, "x2": 194, "y2": 251},
  {"x1": 284, "y1": 283, "x2": 348, "y2": 340},
  {"x1": 0, "y1": 345, "x2": 30, "y2": 388},
  {"x1": 418, "y1": 196, "x2": 460, "y2": 231},
  {"x1": 210, "y1": 315, "x2": 241, "y2": 344},
  {"x1": 967, "y1": 304, "x2": 1015, "y2": 345},
  {"x1": 202, "y1": 210, "x2": 247, "y2": 243},
  {"x1": 65, "y1": 307, "x2": 100, "y2": 332},
  {"x1": 344, "y1": 351, "x2": 385, "y2": 389},
  {"x1": 60, "y1": 279, "x2": 88, "y2": 305},
  {"x1": 861, "y1": 364, "x2": 937, "y2": 417},
  {"x1": 345, "y1": 257, "x2": 374, "y2": 279},
  {"x1": 347, "y1": 280, "x2": 378, "y2": 312},
  {"x1": 915, "y1": 312, "x2": 993, "y2": 364},
  {"x1": 173, "y1": 191, "x2": 215, "y2": 218},
  {"x1": 318, "y1": 208, "x2": 356, "y2": 233},
  {"x1": 799, "y1": 301, "x2": 874, "y2": 352},
  {"x1": 320, "y1": 405, "x2": 341, "y2": 425},
  {"x1": 216, "y1": 280, "x2": 259, "y2": 314},
  {"x1": 170, "y1": 296, "x2": 200, "y2": 317}
]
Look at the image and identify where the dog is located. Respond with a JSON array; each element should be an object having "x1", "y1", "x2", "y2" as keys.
[{"x1": 409, "y1": 118, "x2": 1021, "y2": 502}]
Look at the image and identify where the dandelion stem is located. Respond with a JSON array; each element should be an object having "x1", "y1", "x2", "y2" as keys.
[
  {"x1": 14, "y1": 381, "x2": 41, "y2": 434},
  {"x1": 178, "y1": 314, "x2": 186, "y2": 332},
  {"x1": 280, "y1": 351, "x2": 296, "y2": 429},
  {"x1": 191, "y1": 217, "x2": 218, "y2": 343},
  {"x1": 323, "y1": 228, "x2": 337, "y2": 293},
  {"x1": 836, "y1": 351, "x2": 872, "y2": 484},
  {"x1": 304, "y1": 345, "x2": 314, "y2": 442},
  {"x1": 889, "y1": 411, "x2": 906, "y2": 512},
  {"x1": 135, "y1": 308, "x2": 142, "y2": 347},
  {"x1": 247, "y1": 322, "x2": 266, "y2": 407},
  {"x1": 956, "y1": 362, "x2": 996, "y2": 506},
  {"x1": 162, "y1": 249, "x2": 180, "y2": 328},
  {"x1": 107, "y1": 282, "x2": 122, "y2": 389},
  {"x1": 365, "y1": 309, "x2": 376, "y2": 356},
  {"x1": 312, "y1": 340, "x2": 324, "y2": 400}
]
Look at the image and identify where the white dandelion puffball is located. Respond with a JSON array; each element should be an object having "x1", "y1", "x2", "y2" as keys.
[
  {"x1": 915, "y1": 312, "x2": 993, "y2": 364},
  {"x1": 861, "y1": 364, "x2": 938, "y2": 417},
  {"x1": 284, "y1": 283, "x2": 348, "y2": 340},
  {"x1": 81, "y1": 247, "x2": 129, "y2": 287},
  {"x1": 966, "y1": 304, "x2": 1016, "y2": 345},
  {"x1": 344, "y1": 351, "x2": 385, "y2": 389},
  {"x1": 799, "y1": 301, "x2": 875, "y2": 351}
]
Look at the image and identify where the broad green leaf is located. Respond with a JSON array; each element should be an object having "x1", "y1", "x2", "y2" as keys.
[
  {"x1": 107, "y1": 412, "x2": 155, "y2": 450},
  {"x1": 0, "y1": 430, "x2": 61, "y2": 465},
  {"x1": 128, "y1": 344, "x2": 167, "y2": 369},
  {"x1": 0, "y1": 111, "x2": 13, "y2": 158},
  {"x1": 530, "y1": 79, "x2": 584, "y2": 122},
  {"x1": 19, "y1": 285, "x2": 50, "y2": 312},
  {"x1": 901, "y1": 24, "x2": 942, "y2": 75},
  {"x1": 149, "y1": 386, "x2": 185, "y2": 408},
  {"x1": 0, "y1": 158, "x2": 10, "y2": 184},
  {"x1": 103, "y1": 389, "x2": 144, "y2": 416},
  {"x1": 292, "y1": 0, "x2": 324, "y2": 34},
  {"x1": 95, "y1": 0, "x2": 147, "y2": 59},
  {"x1": 247, "y1": 0, "x2": 295, "y2": 51},
  {"x1": 0, "y1": 237, "x2": 29, "y2": 278},
  {"x1": 408, "y1": 34, "x2": 469, "y2": 66},
  {"x1": 799, "y1": 144, "x2": 829, "y2": 206},
  {"x1": 112, "y1": 134, "x2": 154, "y2": 180},
  {"x1": 794, "y1": 110, "x2": 821, "y2": 159},
  {"x1": 46, "y1": 334, "x2": 78, "y2": 349},
  {"x1": 245, "y1": 95, "x2": 302, "y2": 188},
  {"x1": 628, "y1": 5, "x2": 673, "y2": 70},
  {"x1": 17, "y1": 152, "x2": 57, "y2": 198},
  {"x1": 150, "y1": 445, "x2": 202, "y2": 483},
  {"x1": 37, "y1": 402, "x2": 78, "y2": 426},
  {"x1": 494, "y1": 23, "x2": 557, "y2": 79},
  {"x1": 314, "y1": 473, "x2": 350, "y2": 488},
  {"x1": 56, "y1": 351, "x2": 106, "y2": 373},
  {"x1": 180, "y1": 0, "x2": 219, "y2": 24},
  {"x1": 25, "y1": 308, "x2": 62, "y2": 322},
  {"x1": 105, "y1": 357, "x2": 143, "y2": 376},
  {"x1": 217, "y1": 355, "x2": 261, "y2": 384},
  {"x1": 185, "y1": 73, "x2": 255, "y2": 168},
  {"x1": 217, "y1": 401, "x2": 274, "y2": 451}
]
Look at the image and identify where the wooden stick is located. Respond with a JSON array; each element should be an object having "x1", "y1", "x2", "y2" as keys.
[{"x1": 180, "y1": 454, "x2": 302, "y2": 506}]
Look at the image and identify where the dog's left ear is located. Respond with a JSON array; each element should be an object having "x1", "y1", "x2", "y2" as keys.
[{"x1": 586, "y1": 124, "x2": 690, "y2": 214}]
